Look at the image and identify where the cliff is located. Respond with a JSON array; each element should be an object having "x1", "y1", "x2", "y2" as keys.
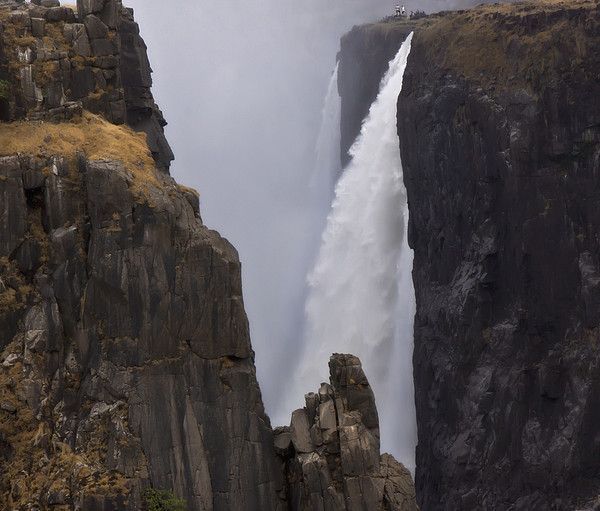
[
  {"x1": 397, "y1": 1, "x2": 600, "y2": 509},
  {"x1": 0, "y1": 1, "x2": 284, "y2": 509},
  {"x1": 0, "y1": 1, "x2": 416, "y2": 510},
  {"x1": 0, "y1": 0, "x2": 173, "y2": 169}
]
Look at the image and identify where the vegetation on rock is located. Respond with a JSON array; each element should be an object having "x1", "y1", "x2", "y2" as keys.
[
  {"x1": 143, "y1": 489, "x2": 187, "y2": 511},
  {"x1": 0, "y1": 80, "x2": 8, "y2": 100}
]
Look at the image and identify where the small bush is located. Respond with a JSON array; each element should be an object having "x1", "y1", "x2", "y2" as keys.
[
  {"x1": 0, "y1": 80, "x2": 9, "y2": 100},
  {"x1": 143, "y1": 488, "x2": 187, "y2": 511}
]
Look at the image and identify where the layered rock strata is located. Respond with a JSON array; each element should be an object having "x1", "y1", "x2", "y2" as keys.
[
  {"x1": 0, "y1": 1, "x2": 285, "y2": 509},
  {"x1": 397, "y1": 1, "x2": 600, "y2": 509},
  {"x1": 0, "y1": 133, "x2": 286, "y2": 510},
  {"x1": 276, "y1": 354, "x2": 418, "y2": 511}
]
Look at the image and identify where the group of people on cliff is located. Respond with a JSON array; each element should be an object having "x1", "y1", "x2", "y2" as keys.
[
  {"x1": 395, "y1": 5, "x2": 425, "y2": 18},
  {"x1": 395, "y1": 5, "x2": 408, "y2": 17}
]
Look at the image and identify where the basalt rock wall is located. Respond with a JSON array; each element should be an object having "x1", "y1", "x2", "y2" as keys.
[
  {"x1": 276, "y1": 354, "x2": 418, "y2": 511},
  {"x1": 0, "y1": 0, "x2": 173, "y2": 169},
  {"x1": 0, "y1": 1, "x2": 285, "y2": 509},
  {"x1": 397, "y1": 1, "x2": 600, "y2": 509}
]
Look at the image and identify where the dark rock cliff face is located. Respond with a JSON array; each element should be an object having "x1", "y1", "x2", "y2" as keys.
[
  {"x1": 0, "y1": 153, "x2": 284, "y2": 511},
  {"x1": 0, "y1": 0, "x2": 173, "y2": 169},
  {"x1": 397, "y1": 1, "x2": 600, "y2": 509},
  {"x1": 0, "y1": 1, "x2": 284, "y2": 509}
]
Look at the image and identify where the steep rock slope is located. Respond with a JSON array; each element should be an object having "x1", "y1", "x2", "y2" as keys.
[
  {"x1": 398, "y1": 1, "x2": 600, "y2": 509},
  {"x1": 0, "y1": 1, "x2": 284, "y2": 509}
]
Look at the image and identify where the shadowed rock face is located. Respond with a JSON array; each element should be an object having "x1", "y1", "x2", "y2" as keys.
[
  {"x1": 397, "y1": 1, "x2": 600, "y2": 509},
  {"x1": 276, "y1": 354, "x2": 418, "y2": 511},
  {"x1": 0, "y1": 1, "x2": 284, "y2": 509}
]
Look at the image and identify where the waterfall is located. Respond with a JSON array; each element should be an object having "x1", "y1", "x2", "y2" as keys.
[
  {"x1": 286, "y1": 33, "x2": 416, "y2": 471},
  {"x1": 309, "y1": 63, "x2": 341, "y2": 199}
]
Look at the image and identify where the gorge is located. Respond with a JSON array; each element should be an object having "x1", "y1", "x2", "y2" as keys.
[{"x1": 1, "y1": 0, "x2": 600, "y2": 510}]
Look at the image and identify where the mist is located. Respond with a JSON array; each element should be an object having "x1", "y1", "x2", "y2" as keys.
[{"x1": 123, "y1": 0, "x2": 494, "y2": 460}]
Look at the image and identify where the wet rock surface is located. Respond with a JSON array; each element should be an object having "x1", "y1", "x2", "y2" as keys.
[
  {"x1": 277, "y1": 354, "x2": 418, "y2": 511},
  {"x1": 397, "y1": 2, "x2": 600, "y2": 509}
]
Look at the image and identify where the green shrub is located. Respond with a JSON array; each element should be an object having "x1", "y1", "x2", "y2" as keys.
[
  {"x1": 143, "y1": 488, "x2": 187, "y2": 511},
  {"x1": 0, "y1": 80, "x2": 9, "y2": 100}
]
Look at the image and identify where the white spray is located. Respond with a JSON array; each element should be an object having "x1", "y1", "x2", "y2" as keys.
[
  {"x1": 310, "y1": 63, "x2": 341, "y2": 199},
  {"x1": 284, "y1": 33, "x2": 416, "y2": 471}
]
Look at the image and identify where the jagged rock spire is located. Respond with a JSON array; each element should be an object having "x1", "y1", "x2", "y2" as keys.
[{"x1": 275, "y1": 354, "x2": 418, "y2": 511}]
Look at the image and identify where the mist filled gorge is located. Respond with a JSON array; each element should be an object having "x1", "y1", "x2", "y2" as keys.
[
  {"x1": 124, "y1": 0, "x2": 421, "y2": 456},
  {"x1": 1, "y1": 0, "x2": 599, "y2": 509}
]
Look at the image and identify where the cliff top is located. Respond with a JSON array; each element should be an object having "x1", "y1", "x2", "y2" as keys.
[
  {"x1": 0, "y1": 111, "x2": 159, "y2": 187},
  {"x1": 0, "y1": 0, "x2": 175, "y2": 170},
  {"x1": 416, "y1": 0, "x2": 600, "y2": 93},
  {"x1": 358, "y1": 0, "x2": 599, "y2": 94}
]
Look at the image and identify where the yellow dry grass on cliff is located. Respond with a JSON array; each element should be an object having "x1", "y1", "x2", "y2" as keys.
[
  {"x1": 0, "y1": 112, "x2": 160, "y2": 188},
  {"x1": 417, "y1": 0, "x2": 598, "y2": 91},
  {"x1": 0, "y1": 354, "x2": 131, "y2": 509}
]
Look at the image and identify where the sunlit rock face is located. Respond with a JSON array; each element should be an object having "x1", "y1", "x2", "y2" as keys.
[{"x1": 398, "y1": 2, "x2": 600, "y2": 510}]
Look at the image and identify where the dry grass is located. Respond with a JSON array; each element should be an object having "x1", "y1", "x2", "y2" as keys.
[
  {"x1": 0, "y1": 258, "x2": 31, "y2": 313},
  {"x1": 0, "y1": 341, "x2": 134, "y2": 508},
  {"x1": 416, "y1": 0, "x2": 599, "y2": 92},
  {"x1": 0, "y1": 6, "x2": 71, "y2": 88},
  {"x1": 176, "y1": 183, "x2": 200, "y2": 198},
  {"x1": 0, "y1": 112, "x2": 160, "y2": 189}
]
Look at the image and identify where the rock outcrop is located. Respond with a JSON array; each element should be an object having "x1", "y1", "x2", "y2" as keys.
[
  {"x1": 397, "y1": 1, "x2": 600, "y2": 509},
  {"x1": 0, "y1": 121, "x2": 285, "y2": 511},
  {"x1": 0, "y1": 0, "x2": 173, "y2": 169},
  {"x1": 276, "y1": 354, "x2": 418, "y2": 511}
]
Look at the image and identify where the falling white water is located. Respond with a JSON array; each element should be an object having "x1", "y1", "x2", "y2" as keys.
[
  {"x1": 285, "y1": 33, "x2": 417, "y2": 471},
  {"x1": 309, "y1": 63, "x2": 341, "y2": 199}
]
